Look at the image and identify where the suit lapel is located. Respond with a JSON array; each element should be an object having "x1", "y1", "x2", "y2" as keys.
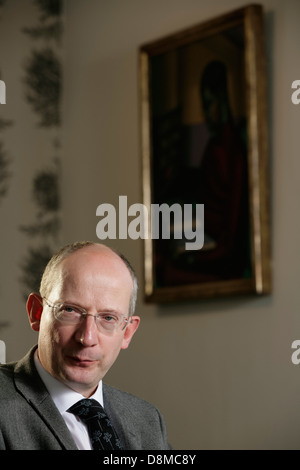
[
  {"x1": 13, "y1": 346, "x2": 78, "y2": 450},
  {"x1": 103, "y1": 384, "x2": 141, "y2": 449}
]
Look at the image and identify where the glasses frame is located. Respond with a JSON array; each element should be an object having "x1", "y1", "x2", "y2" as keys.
[{"x1": 43, "y1": 298, "x2": 132, "y2": 333}]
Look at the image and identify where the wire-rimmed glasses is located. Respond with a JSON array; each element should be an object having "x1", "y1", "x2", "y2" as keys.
[{"x1": 43, "y1": 298, "x2": 131, "y2": 335}]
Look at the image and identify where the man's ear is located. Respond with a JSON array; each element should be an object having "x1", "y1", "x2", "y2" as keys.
[
  {"x1": 26, "y1": 293, "x2": 43, "y2": 332},
  {"x1": 121, "y1": 316, "x2": 140, "y2": 350}
]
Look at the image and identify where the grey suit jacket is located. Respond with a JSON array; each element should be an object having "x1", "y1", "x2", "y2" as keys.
[{"x1": 0, "y1": 346, "x2": 170, "y2": 450}]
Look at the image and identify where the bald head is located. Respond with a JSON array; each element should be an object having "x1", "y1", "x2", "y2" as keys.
[{"x1": 40, "y1": 241, "x2": 138, "y2": 315}]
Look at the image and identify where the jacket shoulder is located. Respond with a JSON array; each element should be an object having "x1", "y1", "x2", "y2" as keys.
[
  {"x1": 103, "y1": 383, "x2": 159, "y2": 414},
  {"x1": 0, "y1": 362, "x2": 17, "y2": 398}
]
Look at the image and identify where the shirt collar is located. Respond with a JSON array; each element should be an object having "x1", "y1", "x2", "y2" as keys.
[{"x1": 34, "y1": 349, "x2": 103, "y2": 414}]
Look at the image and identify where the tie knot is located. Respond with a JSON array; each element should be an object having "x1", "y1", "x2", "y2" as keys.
[{"x1": 67, "y1": 398, "x2": 107, "y2": 423}]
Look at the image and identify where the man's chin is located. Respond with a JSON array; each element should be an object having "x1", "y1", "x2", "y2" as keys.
[{"x1": 61, "y1": 363, "x2": 101, "y2": 396}]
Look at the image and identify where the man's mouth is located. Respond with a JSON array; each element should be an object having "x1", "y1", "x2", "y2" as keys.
[{"x1": 67, "y1": 356, "x2": 96, "y2": 367}]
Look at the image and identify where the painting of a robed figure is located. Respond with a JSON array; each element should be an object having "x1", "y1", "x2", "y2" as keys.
[{"x1": 140, "y1": 5, "x2": 271, "y2": 302}]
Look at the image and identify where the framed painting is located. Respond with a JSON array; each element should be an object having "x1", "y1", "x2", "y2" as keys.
[{"x1": 139, "y1": 4, "x2": 271, "y2": 302}]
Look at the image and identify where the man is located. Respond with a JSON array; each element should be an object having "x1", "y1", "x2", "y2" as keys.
[{"x1": 0, "y1": 241, "x2": 170, "y2": 450}]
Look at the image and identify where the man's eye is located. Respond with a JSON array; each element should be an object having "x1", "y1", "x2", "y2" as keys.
[
  {"x1": 64, "y1": 306, "x2": 76, "y2": 313},
  {"x1": 101, "y1": 314, "x2": 118, "y2": 323},
  {"x1": 62, "y1": 305, "x2": 81, "y2": 315}
]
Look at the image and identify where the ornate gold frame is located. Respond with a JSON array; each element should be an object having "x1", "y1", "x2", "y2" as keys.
[{"x1": 139, "y1": 4, "x2": 271, "y2": 303}]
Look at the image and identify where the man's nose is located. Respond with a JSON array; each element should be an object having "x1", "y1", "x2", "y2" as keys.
[{"x1": 75, "y1": 315, "x2": 98, "y2": 347}]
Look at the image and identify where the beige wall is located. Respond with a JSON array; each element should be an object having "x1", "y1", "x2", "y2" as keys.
[{"x1": 1, "y1": 0, "x2": 299, "y2": 450}]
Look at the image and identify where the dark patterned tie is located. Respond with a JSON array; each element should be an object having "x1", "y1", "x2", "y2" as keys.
[{"x1": 67, "y1": 398, "x2": 123, "y2": 450}]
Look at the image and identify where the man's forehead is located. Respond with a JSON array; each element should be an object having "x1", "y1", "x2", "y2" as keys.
[
  {"x1": 57, "y1": 246, "x2": 132, "y2": 286},
  {"x1": 48, "y1": 247, "x2": 133, "y2": 306}
]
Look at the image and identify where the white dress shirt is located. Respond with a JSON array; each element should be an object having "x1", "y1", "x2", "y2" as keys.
[{"x1": 34, "y1": 350, "x2": 103, "y2": 450}]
